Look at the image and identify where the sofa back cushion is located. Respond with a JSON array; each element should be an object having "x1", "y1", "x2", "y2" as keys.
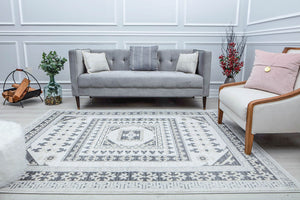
[
  {"x1": 88, "y1": 49, "x2": 203, "y2": 72},
  {"x1": 129, "y1": 46, "x2": 159, "y2": 71},
  {"x1": 90, "y1": 49, "x2": 130, "y2": 71},
  {"x1": 158, "y1": 49, "x2": 193, "y2": 71}
]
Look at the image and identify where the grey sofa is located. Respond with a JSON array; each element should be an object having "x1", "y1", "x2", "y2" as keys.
[{"x1": 69, "y1": 49, "x2": 212, "y2": 109}]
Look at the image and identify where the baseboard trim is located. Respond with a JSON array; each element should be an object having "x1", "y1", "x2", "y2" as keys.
[
  {"x1": 209, "y1": 89, "x2": 219, "y2": 98},
  {"x1": 62, "y1": 89, "x2": 73, "y2": 98},
  {"x1": 0, "y1": 88, "x2": 219, "y2": 98}
]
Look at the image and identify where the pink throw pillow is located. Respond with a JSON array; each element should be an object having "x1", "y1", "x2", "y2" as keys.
[{"x1": 245, "y1": 50, "x2": 300, "y2": 95}]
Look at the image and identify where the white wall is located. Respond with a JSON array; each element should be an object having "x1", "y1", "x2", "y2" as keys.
[
  {"x1": 245, "y1": 0, "x2": 300, "y2": 79},
  {"x1": 0, "y1": 0, "x2": 299, "y2": 97}
]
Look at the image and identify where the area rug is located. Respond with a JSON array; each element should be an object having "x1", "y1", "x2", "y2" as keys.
[{"x1": 1, "y1": 110, "x2": 299, "y2": 194}]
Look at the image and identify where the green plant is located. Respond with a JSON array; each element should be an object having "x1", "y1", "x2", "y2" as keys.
[{"x1": 39, "y1": 51, "x2": 67, "y2": 76}]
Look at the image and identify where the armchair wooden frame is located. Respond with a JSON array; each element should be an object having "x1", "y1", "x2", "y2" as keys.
[{"x1": 218, "y1": 47, "x2": 300, "y2": 155}]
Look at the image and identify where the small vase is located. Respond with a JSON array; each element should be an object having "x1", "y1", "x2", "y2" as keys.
[
  {"x1": 224, "y1": 76, "x2": 235, "y2": 84},
  {"x1": 44, "y1": 74, "x2": 62, "y2": 105}
]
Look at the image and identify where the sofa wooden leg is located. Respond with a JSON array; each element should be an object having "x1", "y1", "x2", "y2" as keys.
[
  {"x1": 202, "y1": 96, "x2": 207, "y2": 110},
  {"x1": 75, "y1": 96, "x2": 80, "y2": 110},
  {"x1": 245, "y1": 129, "x2": 254, "y2": 155},
  {"x1": 245, "y1": 104, "x2": 255, "y2": 155},
  {"x1": 218, "y1": 108, "x2": 223, "y2": 124}
]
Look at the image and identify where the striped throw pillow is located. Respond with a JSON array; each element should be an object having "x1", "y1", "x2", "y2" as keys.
[{"x1": 129, "y1": 46, "x2": 159, "y2": 71}]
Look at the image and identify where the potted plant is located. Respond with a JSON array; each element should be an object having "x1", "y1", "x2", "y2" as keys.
[
  {"x1": 219, "y1": 26, "x2": 247, "y2": 83},
  {"x1": 39, "y1": 51, "x2": 67, "y2": 105}
]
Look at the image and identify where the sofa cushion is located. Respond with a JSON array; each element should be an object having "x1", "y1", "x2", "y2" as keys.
[
  {"x1": 129, "y1": 46, "x2": 159, "y2": 71},
  {"x1": 82, "y1": 52, "x2": 110, "y2": 73},
  {"x1": 244, "y1": 50, "x2": 300, "y2": 95},
  {"x1": 176, "y1": 52, "x2": 199, "y2": 74},
  {"x1": 84, "y1": 49, "x2": 200, "y2": 72},
  {"x1": 78, "y1": 71, "x2": 203, "y2": 88},
  {"x1": 90, "y1": 49, "x2": 131, "y2": 71},
  {"x1": 219, "y1": 85, "x2": 278, "y2": 121},
  {"x1": 158, "y1": 50, "x2": 193, "y2": 71}
]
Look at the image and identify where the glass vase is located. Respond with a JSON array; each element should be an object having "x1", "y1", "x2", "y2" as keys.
[
  {"x1": 224, "y1": 76, "x2": 235, "y2": 84},
  {"x1": 44, "y1": 74, "x2": 62, "y2": 105}
]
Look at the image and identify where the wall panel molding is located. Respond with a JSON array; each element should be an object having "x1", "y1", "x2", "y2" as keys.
[
  {"x1": 184, "y1": 0, "x2": 240, "y2": 26},
  {"x1": 246, "y1": 41, "x2": 300, "y2": 45},
  {"x1": 0, "y1": 41, "x2": 20, "y2": 67},
  {"x1": 19, "y1": 0, "x2": 117, "y2": 26},
  {"x1": 1, "y1": 29, "x2": 299, "y2": 37},
  {"x1": 247, "y1": 0, "x2": 300, "y2": 25},
  {"x1": 23, "y1": 41, "x2": 118, "y2": 73},
  {"x1": 183, "y1": 41, "x2": 222, "y2": 49},
  {"x1": 0, "y1": 31, "x2": 235, "y2": 37},
  {"x1": 247, "y1": 12, "x2": 300, "y2": 26},
  {"x1": 0, "y1": 41, "x2": 18, "y2": 45},
  {"x1": 123, "y1": 0, "x2": 178, "y2": 26},
  {"x1": 0, "y1": 0, "x2": 299, "y2": 98},
  {"x1": 124, "y1": 41, "x2": 178, "y2": 49},
  {"x1": 246, "y1": 26, "x2": 300, "y2": 36},
  {"x1": 0, "y1": 0, "x2": 15, "y2": 25},
  {"x1": 0, "y1": 41, "x2": 21, "y2": 83}
]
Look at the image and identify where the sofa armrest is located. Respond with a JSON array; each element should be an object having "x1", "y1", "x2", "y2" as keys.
[
  {"x1": 219, "y1": 81, "x2": 247, "y2": 93},
  {"x1": 248, "y1": 88, "x2": 300, "y2": 133},
  {"x1": 195, "y1": 50, "x2": 212, "y2": 97},
  {"x1": 68, "y1": 49, "x2": 85, "y2": 96},
  {"x1": 218, "y1": 81, "x2": 246, "y2": 113}
]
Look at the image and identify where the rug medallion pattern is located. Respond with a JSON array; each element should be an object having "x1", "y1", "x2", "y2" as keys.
[{"x1": 1, "y1": 110, "x2": 299, "y2": 194}]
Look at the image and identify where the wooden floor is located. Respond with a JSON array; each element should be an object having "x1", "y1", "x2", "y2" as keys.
[{"x1": 1, "y1": 97, "x2": 300, "y2": 200}]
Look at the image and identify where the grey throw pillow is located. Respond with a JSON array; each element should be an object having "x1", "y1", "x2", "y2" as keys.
[{"x1": 129, "y1": 46, "x2": 159, "y2": 71}]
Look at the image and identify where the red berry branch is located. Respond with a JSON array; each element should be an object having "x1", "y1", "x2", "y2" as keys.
[{"x1": 219, "y1": 27, "x2": 247, "y2": 78}]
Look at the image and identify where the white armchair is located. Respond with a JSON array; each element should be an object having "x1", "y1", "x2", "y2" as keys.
[{"x1": 218, "y1": 47, "x2": 300, "y2": 155}]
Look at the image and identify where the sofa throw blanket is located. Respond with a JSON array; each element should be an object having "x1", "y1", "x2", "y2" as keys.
[{"x1": 129, "y1": 46, "x2": 159, "y2": 71}]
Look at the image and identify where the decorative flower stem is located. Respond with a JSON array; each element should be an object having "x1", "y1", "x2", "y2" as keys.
[{"x1": 219, "y1": 26, "x2": 247, "y2": 78}]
